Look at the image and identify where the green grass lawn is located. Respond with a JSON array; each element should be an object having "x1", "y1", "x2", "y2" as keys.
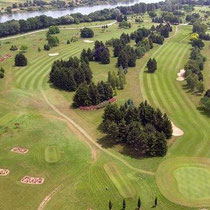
[
  {"x1": 0, "y1": 17, "x2": 209, "y2": 210},
  {"x1": 174, "y1": 166, "x2": 210, "y2": 200}
]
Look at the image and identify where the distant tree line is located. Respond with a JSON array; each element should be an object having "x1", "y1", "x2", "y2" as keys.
[
  {"x1": 152, "y1": 11, "x2": 182, "y2": 24},
  {"x1": 0, "y1": 1, "x2": 173, "y2": 38},
  {"x1": 101, "y1": 100, "x2": 172, "y2": 157}
]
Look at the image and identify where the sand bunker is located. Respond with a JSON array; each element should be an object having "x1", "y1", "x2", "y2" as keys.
[
  {"x1": 172, "y1": 122, "x2": 184, "y2": 136},
  {"x1": 176, "y1": 69, "x2": 185, "y2": 81},
  {"x1": 11, "y1": 146, "x2": 28, "y2": 154},
  {"x1": 48, "y1": 53, "x2": 59, "y2": 57},
  {"x1": 21, "y1": 176, "x2": 44, "y2": 184},
  {"x1": 0, "y1": 169, "x2": 10, "y2": 176},
  {"x1": 83, "y1": 40, "x2": 94, "y2": 43}
]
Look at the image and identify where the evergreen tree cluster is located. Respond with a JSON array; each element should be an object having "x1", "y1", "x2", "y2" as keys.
[
  {"x1": 80, "y1": 41, "x2": 110, "y2": 64},
  {"x1": 192, "y1": 21, "x2": 210, "y2": 40},
  {"x1": 153, "y1": 23, "x2": 172, "y2": 38},
  {"x1": 130, "y1": 27, "x2": 151, "y2": 44},
  {"x1": 73, "y1": 81, "x2": 113, "y2": 108},
  {"x1": 101, "y1": 100, "x2": 172, "y2": 157},
  {"x1": 200, "y1": 89, "x2": 210, "y2": 112},
  {"x1": 117, "y1": 45, "x2": 137, "y2": 69},
  {"x1": 49, "y1": 57, "x2": 92, "y2": 91},
  {"x1": 185, "y1": 46, "x2": 206, "y2": 93},
  {"x1": 147, "y1": 58, "x2": 157, "y2": 73},
  {"x1": 15, "y1": 53, "x2": 27, "y2": 66},
  {"x1": 107, "y1": 68, "x2": 126, "y2": 90},
  {"x1": 152, "y1": 16, "x2": 164, "y2": 23},
  {"x1": 118, "y1": 21, "x2": 131, "y2": 29},
  {"x1": 10, "y1": 45, "x2": 18, "y2": 51},
  {"x1": 80, "y1": 27, "x2": 94, "y2": 38},
  {"x1": 48, "y1": 25, "x2": 60, "y2": 34}
]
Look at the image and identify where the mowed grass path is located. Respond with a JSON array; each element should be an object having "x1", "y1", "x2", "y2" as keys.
[{"x1": 140, "y1": 25, "x2": 210, "y2": 158}]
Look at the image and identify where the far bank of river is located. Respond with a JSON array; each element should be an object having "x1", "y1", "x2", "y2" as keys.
[{"x1": 0, "y1": 0, "x2": 160, "y2": 23}]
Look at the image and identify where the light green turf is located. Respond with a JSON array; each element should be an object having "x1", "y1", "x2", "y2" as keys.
[
  {"x1": 104, "y1": 162, "x2": 136, "y2": 198},
  {"x1": 45, "y1": 145, "x2": 61, "y2": 163},
  {"x1": 174, "y1": 166, "x2": 210, "y2": 200},
  {"x1": 0, "y1": 17, "x2": 207, "y2": 210}
]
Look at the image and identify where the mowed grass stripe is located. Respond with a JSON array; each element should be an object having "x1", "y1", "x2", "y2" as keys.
[
  {"x1": 141, "y1": 26, "x2": 210, "y2": 157},
  {"x1": 104, "y1": 163, "x2": 136, "y2": 198},
  {"x1": 26, "y1": 46, "x2": 81, "y2": 90},
  {"x1": 150, "y1": 42, "x2": 205, "y2": 156},
  {"x1": 35, "y1": 47, "x2": 82, "y2": 90},
  {"x1": 16, "y1": 45, "x2": 79, "y2": 89},
  {"x1": 153, "y1": 42, "x2": 205, "y2": 156}
]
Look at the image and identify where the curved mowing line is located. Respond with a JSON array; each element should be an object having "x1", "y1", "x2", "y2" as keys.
[
  {"x1": 41, "y1": 89, "x2": 155, "y2": 176},
  {"x1": 141, "y1": 25, "x2": 210, "y2": 158},
  {"x1": 24, "y1": 46, "x2": 80, "y2": 90},
  {"x1": 16, "y1": 45, "x2": 78, "y2": 88},
  {"x1": 151, "y1": 43, "x2": 206, "y2": 156},
  {"x1": 36, "y1": 48, "x2": 81, "y2": 90},
  {"x1": 150, "y1": 44, "x2": 206, "y2": 156}
]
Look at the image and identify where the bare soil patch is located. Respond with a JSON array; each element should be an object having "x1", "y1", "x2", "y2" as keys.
[
  {"x1": 21, "y1": 176, "x2": 44, "y2": 184},
  {"x1": 11, "y1": 146, "x2": 28, "y2": 154},
  {"x1": 0, "y1": 169, "x2": 10, "y2": 176}
]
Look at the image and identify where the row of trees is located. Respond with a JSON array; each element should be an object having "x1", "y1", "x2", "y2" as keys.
[
  {"x1": 73, "y1": 81, "x2": 113, "y2": 108},
  {"x1": 107, "y1": 69, "x2": 126, "y2": 90},
  {"x1": 0, "y1": 1, "x2": 162, "y2": 37},
  {"x1": 193, "y1": 21, "x2": 210, "y2": 40},
  {"x1": 200, "y1": 89, "x2": 210, "y2": 112},
  {"x1": 101, "y1": 100, "x2": 172, "y2": 157},
  {"x1": 49, "y1": 57, "x2": 92, "y2": 91},
  {"x1": 185, "y1": 46, "x2": 206, "y2": 94},
  {"x1": 108, "y1": 196, "x2": 158, "y2": 210}
]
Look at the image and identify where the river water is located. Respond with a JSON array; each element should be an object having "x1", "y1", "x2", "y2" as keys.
[{"x1": 0, "y1": 0, "x2": 160, "y2": 23}]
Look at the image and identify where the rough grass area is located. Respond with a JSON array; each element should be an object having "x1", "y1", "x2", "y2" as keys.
[
  {"x1": 45, "y1": 145, "x2": 61, "y2": 163},
  {"x1": 174, "y1": 166, "x2": 210, "y2": 200},
  {"x1": 104, "y1": 162, "x2": 136, "y2": 198},
  {"x1": 156, "y1": 157, "x2": 210, "y2": 208}
]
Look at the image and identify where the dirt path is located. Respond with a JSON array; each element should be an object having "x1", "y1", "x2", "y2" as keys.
[
  {"x1": 38, "y1": 185, "x2": 63, "y2": 210},
  {"x1": 0, "y1": 21, "x2": 116, "y2": 41},
  {"x1": 41, "y1": 89, "x2": 155, "y2": 176},
  {"x1": 43, "y1": 113, "x2": 97, "y2": 161}
]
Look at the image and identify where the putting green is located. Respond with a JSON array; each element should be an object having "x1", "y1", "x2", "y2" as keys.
[
  {"x1": 174, "y1": 167, "x2": 210, "y2": 200},
  {"x1": 45, "y1": 145, "x2": 61, "y2": 163},
  {"x1": 104, "y1": 162, "x2": 136, "y2": 198},
  {"x1": 156, "y1": 157, "x2": 210, "y2": 208}
]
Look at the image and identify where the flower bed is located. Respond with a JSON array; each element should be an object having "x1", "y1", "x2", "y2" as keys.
[
  {"x1": 79, "y1": 98, "x2": 117, "y2": 111},
  {"x1": 11, "y1": 146, "x2": 28, "y2": 154},
  {"x1": 0, "y1": 169, "x2": 10, "y2": 176},
  {"x1": 21, "y1": 176, "x2": 44, "y2": 184},
  {"x1": 0, "y1": 54, "x2": 12, "y2": 62}
]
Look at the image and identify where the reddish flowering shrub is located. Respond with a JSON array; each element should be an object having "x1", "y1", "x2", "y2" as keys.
[{"x1": 79, "y1": 98, "x2": 117, "y2": 111}]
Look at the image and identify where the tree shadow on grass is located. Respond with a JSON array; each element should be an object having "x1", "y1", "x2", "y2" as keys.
[
  {"x1": 97, "y1": 136, "x2": 116, "y2": 149},
  {"x1": 97, "y1": 136, "x2": 144, "y2": 160},
  {"x1": 197, "y1": 106, "x2": 210, "y2": 118}
]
